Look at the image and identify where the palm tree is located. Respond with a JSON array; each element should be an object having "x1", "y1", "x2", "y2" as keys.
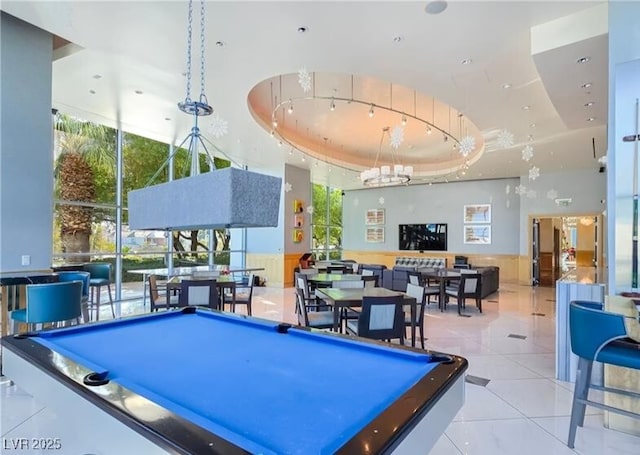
[{"x1": 54, "y1": 114, "x2": 115, "y2": 262}]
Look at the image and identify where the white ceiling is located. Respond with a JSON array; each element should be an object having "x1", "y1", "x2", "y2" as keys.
[{"x1": 2, "y1": 1, "x2": 608, "y2": 189}]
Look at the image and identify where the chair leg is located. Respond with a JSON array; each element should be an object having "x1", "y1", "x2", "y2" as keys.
[
  {"x1": 419, "y1": 322, "x2": 425, "y2": 350},
  {"x1": 107, "y1": 284, "x2": 115, "y2": 318},
  {"x1": 477, "y1": 298, "x2": 482, "y2": 313},
  {"x1": 568, "y1": 357, "x2": 592, "y2": 448},
  {"x1": 94, "y1": 287, "x2": 101, "y2": 321},
  {"x1": 247, "y1": 300, "x2": 252, "y2": 316}
]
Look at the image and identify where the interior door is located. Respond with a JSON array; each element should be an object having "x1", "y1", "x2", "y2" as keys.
[{"x1": 532, "y1": 218, "x2": 540, "y2": 286}]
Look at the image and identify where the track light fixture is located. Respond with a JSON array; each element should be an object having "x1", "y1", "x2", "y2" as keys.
[{"x1": 368, "y1": 104, "x2": 375, "y2": 118}]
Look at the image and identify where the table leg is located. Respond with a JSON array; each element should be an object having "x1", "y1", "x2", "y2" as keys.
[
  {"x1": 333, "y1": 304, "x2": 340, "y2": 332},
  {"x1": 142, "y1": 273, "x2": 148, "y2": 309},
  {"x1": 439, "y1": 280, "x2": 446, "y2": 312},
  {"x1": 410, "y1": 303, "x2": 417, "y2": 348}
]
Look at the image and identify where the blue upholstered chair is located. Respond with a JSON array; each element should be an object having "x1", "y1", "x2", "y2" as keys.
[
  {"x1": 567, "y1": 301, "x2": 640, "y2": 448},
  {"x1": 56, "y1": 271, "x2": 91, "y2": 322},
  {"x1": 84, "y1": 262, "x2": 115, "y2": 321},
  {"x1": 11, "y1": 281, "x2": 83, "y2": 333}
]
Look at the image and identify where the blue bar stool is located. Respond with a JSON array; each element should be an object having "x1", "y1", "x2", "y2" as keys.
[
  {"x1": 10, "y1": 281, "x2": 83, "y2": 333},
  {"x1": 84, "y1": 262, "x2": 115, "y2": 321},
  {"x1": 568, "y1": 300, "x2": 640, "y2": 448},
  {"x1": 56, "y1": 271, "x2": 91, "y2": 322}
]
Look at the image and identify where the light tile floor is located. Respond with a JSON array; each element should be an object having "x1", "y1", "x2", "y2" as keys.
[{"x1": 2, "y1": 282, "x2": 639, "y2": 454}]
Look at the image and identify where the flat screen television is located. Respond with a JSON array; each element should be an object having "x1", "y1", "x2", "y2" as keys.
[{"x1": 399, "y1": 223, "x2": 448, "y2": 251}]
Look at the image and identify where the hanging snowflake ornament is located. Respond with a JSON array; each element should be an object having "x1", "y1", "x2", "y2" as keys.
[
  {"x1": 389, "y1": 125, "x2": 405, "y2": 149},
  {"x1": 378, "y1": 197, "x2": 385, "y2": 205},
  {"x1": 458, "y1": 135, "x2": 476, "y2": 157},
  {"x1": 528, "y1": 166, "x2": 540, "y2": 181},
  {"x1": 284, "y1": 182, "x2": 292, "y2": 193},
  {"x1": 210, "y1": 112, "x2": 228, "y2": 138},
  {"x1": 515, "y1": 184, "x2": 527, "y2": 196},
  {"x1": 306, "y1": 205, "x2": 314, "y2": 215},
  {"x1": 598, "y1": 155, "x2": 607, "y2": 165},
  {"x1": 496, "y1": 129, "x2": 515, "y2": 149},
  {"x1": 522, "y1": 145, "x2": 534, "y2": 162},
  {"x1": 526, "y1": 189, "x2": 537, "y2": 199},
  {"x1": 298, "y1": 67, "x2": 312, "y2": 93},
  {"x1": 547, "y1": 189, "x2": 558, "y2": 200},
  {"x1": 505, "y1": 184, "x2": 511, "y2": 195}
]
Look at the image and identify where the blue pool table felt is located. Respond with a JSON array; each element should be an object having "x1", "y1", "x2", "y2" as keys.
[{"x1": 36, "y1": 311, "x2": 438, "y2": 454}]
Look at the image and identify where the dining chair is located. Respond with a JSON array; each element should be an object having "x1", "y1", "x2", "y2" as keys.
[
  {"x1": 361, "y1": 275, "x2": 378, "y2": 288},
  {"x1": 346, "y1": 295, "x2": 405, "y2": 344},
  {"x1": 83, "y1": 262, "x2": 115, "y2": 321},
  {"x1": 223, "y1": 274, "x2": 254, "y2": 315},
  {"x1": 294, "y1": 288, "x2": 333, "y2": 330},
  {"x1": 444, "y1": 273, "x2": 482, "y2": 315},
  {"x1": 295, "y1": 273, "x2": 327, "y2": 312},
  {"x1": 405, "y1": 283, "x2": 427, "y2": 349},
  {"x1": 148, "y1": 274, "x2": 179, "y2": 312},
  {"x1": 567, "y1": 300, "x2": 640, "y2": 448},
  {"x1": 178, "y1": 279, "x2": 219, "y2": 310},
  {"x1": 11, "y1": 281, "x2": 83, "y2": 333},
  {"x1": 361, "y1": 269, "x2": 374, "y2": 277},
  {"x1": 56, "y1": 271, "x2": 91, "y2": 322},
  {"x1": 332, "y1": 279, "x2": 365, "y2": 330},
  {"x1": 326, "y1": 266, "x2": 345, "y2": 275},
  {"x1": 409, "y1": 271, "x2": 440, "y2": 306}
]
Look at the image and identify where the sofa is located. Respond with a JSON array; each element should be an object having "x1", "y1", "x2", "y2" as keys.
[
  {"x1": 382, "y1": 257, "x2": 447, "y2": 292},
  {"x1": 475, "y1": 266, "x2": 499, "y2": 298}
]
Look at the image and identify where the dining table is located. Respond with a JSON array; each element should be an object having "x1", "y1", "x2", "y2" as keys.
[
  {"x1": 314, "y1": 287, "x2": 419, "y2": 347},
  {"x1": 307, "y1": 273, "x2": 362, "y2": 287},
  {"x1": 165, "y1": 275, "x2": 237, "y2": 310},
  {"x1": 419, "y1": 269, "x2": 462, "y2": 311}
]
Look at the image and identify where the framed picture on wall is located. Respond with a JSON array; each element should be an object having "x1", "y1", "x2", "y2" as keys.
[
  {"x1": 464, "y1": 204, "x2": 491, "y2": 224},
  {"x1": 293, "y1": 214, "x2": 304, "y2": 227},
  {"x1": 464, "y1": 225, "x2": 491, "y2": 244},
  {"x1": 365, "y1": 227, "x2": 385, "y2": 243},
  {"x1": 365, "y1": 209, "x2": 385, "y2": 225},
  {"x1": 293, "y1": 200, "x2": 304, "y2": 213},
  {"x1": 293, "y1": 228, "x2": 304, "y2": 243}
]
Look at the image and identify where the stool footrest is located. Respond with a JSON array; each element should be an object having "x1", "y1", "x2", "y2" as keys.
[
  {"x1": 589, "y1": 383, "x2": 640, "y2": 400},
  {"x1": 578, "y1": 397, "x2": 640, "y2": 420}
]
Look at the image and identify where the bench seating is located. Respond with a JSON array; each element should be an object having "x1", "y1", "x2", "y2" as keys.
[{"x1": 395, "y1": 257, "x2": 446, "y2": 269}]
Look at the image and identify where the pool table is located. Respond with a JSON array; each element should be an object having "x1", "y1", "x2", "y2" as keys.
[{"x1": 1, "y1": 308, "x2": 467, "y2": 454}]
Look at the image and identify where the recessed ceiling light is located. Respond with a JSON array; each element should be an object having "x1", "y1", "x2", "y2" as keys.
[
  {"x1": 135, "y1": 90, "x2": 143, "y2": 95},
  {"x1": 164, "y1": 117, "x2": 171, "y2": 121},
  {"x1": 522, "y1": 105, "x2": 530, "y2": 110},
  {"x1": 529, "y1": 123, "x2": 536, "y2": 128},
  {"x1": 89, "y1": 89, "x2": 96, "y2": 95},
  {"x1": 502, "y1": 83, "x2": 512, "y2": 89},
  {"x1": 425, "y1": 1, "x2": 448, "y2": 15},
  {"x1": 297, "y1": 26, "x2": 308, "y2": 33},
  {"x1": 215, "y1": 41, "x2": 225, "y2": 47},
  {"x1": 581, "y1": 82, "x2": 592, "y2": 89},
  {"x1": 92, "y1": 74, "x2": 102, "y2": 79},
  {"x1": 577, "y1": 56, "x2": 591, "y2": 64},
  {"x1": 461, "y1": 58, "x2": 472, "y2": 65},
  {"x1": 393, "y1": 35, "x2": 403, "y2": 43},
  {"x1": 584, "y1": 101, "x2": 594, "y2": 107},
  {"x1": 587, "y1": 117, "x2": 596, "y2": 122}
]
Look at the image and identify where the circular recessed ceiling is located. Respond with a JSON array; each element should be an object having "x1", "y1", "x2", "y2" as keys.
[
  {"x1": 247, "y1": 72, "x2": 484, "y2": 180},
  {"x1": 425, "y1": 1, "x2": 448, "y2": 15}
]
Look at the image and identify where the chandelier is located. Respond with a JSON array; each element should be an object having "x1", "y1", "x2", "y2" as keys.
[{"x1": 360, "y1": 127, "x2": 414, "y2": 186}]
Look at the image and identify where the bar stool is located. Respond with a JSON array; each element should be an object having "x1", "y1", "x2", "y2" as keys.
[
  {"x1": 56, "y1": 271, "x2": 91, "y2": 322},
  {"x1": 84, "y1": 262, "x2": 115, "y2": 320},
  {"x1": 10, "y1": 281, "x2": 83, "y2": 333}
]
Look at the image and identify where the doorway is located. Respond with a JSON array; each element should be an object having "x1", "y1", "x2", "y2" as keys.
[{"x1": 530, "y1": 214, "x2": 603, "y2": 287}]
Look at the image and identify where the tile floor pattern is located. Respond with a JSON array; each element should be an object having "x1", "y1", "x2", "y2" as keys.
[{"x1": 2, "y1": 283, "x2": 640, "y2": 454}]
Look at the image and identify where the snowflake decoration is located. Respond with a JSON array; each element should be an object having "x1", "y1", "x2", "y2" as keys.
[
  {"x1": 522, "y1": 145, "x2": 534, "y2": 162},
  {"x1": 459, "y1": 135, "x2": 476, "y2": 157},
  {"x1": 515, "y1": 184, "x2": 527, "y2": 196},
  {"x1": 526, "y1": 189, "x2": 537, "y2": 199},
  {"x1": 284, "y1": 182, "x2": 292, "y2": 193},
  {"x1": 389, "y1": 125, "x2": 405, "y2": 149},
  {"x1": 306, "y1": 205, "x2": 314, "y2": 215},
  {"x1": 378, "y1": 197, "x2": 385, "y2": 205},
  {"x1": 210, "y1": 112, "x2": 228, "y2": 138},
  {"x1": 528, "y1": 166, "x2": 540, "y2": 181},
  {"x1": 505, "y1": 184, "x2": 511, "y2": 195},
  {"x1": 298, "y1": 67, "x2": 312, "y2": 93},
  {"x1": 598, "y1": 155, "x2": 607, "y2": 165},
  {"x1": 547, "y1": 189, "x2": 558, "y2": 200},
  {"x1": 496, "y1": 129, "x2": 515, "y2": 149}
]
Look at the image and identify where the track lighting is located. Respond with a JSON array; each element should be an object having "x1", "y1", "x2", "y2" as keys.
[{"x1": 368, "y1": 104, "x2": 375, "y2": 118}]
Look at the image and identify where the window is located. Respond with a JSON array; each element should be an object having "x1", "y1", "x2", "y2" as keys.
[{"x1": 311, "y1": 185, "x2": 343, "y2": 260}]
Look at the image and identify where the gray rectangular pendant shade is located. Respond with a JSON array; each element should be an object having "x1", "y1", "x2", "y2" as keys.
[{"x1": 128, "y1": 168, "x2": 282, "y2": 230}]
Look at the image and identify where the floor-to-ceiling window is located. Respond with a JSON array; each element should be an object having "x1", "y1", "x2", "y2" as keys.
[
  {"x1": 310, "y1": 184, "x2": 343, "y2": 260},
  {"x1": 52, "y1": 113, "x2": 239, "y2": 302}
]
